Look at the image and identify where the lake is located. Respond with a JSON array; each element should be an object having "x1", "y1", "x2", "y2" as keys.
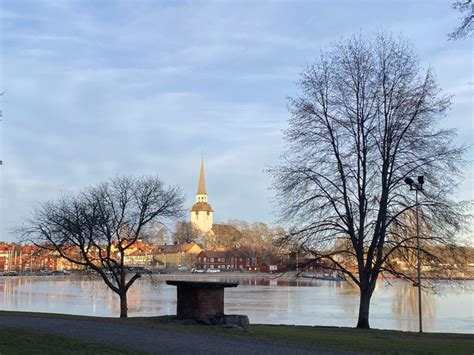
[{"x1": 1, "y1": 274, "x2": 472, "y2": 334}]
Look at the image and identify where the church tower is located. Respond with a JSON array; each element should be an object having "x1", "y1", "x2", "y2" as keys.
[{"x1": 191, "y1": 159, "x2": 213, "y2": 233}]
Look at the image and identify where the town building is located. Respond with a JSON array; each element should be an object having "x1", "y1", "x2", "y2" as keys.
[
  {"x1": 196, "y1": 249, "x2": 259, "y2": 271},
  {"x1": 156, "y1": 243, "x2": 203, "y2": 268}
]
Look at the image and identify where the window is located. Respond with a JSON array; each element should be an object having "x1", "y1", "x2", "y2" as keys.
[{"x1": 210, "y1": 257, "x2": 214, "y2": 262}]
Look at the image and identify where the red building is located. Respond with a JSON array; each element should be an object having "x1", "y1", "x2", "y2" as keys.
[
  {"x1": 0, "y1": 243, "x2": 63, "y2": 272},
  {"x1": 196, "y1": 250, "x2": 259, "y2": 271},
  {"x1": 0, "y1": 244, "x2": 22, "y2": 272}
]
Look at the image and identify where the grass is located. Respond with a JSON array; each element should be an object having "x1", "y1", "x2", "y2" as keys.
[
  {"x1": 1, "y1": 311, "x2": 473, "y2": 354},
  {"x1": 124, "y1": 316, "x2": 474, "y2": 354},
  {"x1": 0, "y1": 326, "x2": 142, "y2": 355},
  {"x1": 244, "y1": 324, "x2": 474, "y2": 354}
]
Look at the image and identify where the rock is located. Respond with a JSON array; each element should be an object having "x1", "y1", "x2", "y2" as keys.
[
  {"x1": 221, "y1": 324, "x2": 244, "y2": 331},
  {"x1": 202, "y1": 314, "x2": 250, "y2": 330}
]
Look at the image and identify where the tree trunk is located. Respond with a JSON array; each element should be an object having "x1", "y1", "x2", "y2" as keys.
[
  {"x1": 356, "y1": 288, "x2": 373, "y2": 329},
  {"x1": 119, "y1": 291, "x2": 128, "y2": 318}
]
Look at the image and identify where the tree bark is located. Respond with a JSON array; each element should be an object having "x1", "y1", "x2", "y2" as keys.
[
  {"x1": 119, "y1": 291, "x2": 128, "y2": 318},
  {"x1": 356, "y1": 288, "x2": 373, "y2": 329}
]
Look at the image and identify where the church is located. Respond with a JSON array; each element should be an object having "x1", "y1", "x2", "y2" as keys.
[
  {"x1": 188, "y1": 158, "x2": 261, "y2": 271},
  {"x1": 190, "y1": 159, "x2": 213, "y2": 233},
  {"x1": 189, "y1": 159, "x2": 242, "y2": 250}
]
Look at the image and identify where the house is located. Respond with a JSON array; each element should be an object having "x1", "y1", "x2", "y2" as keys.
[
  {"x1": 196, "y1": 250, "x2": 229, "y2": 270},
  {"x1": 196, "y1": 249, "x2": 259, "y2": 271},
  {"x1": 156, "y1": 243, "x2": 203, "y2": 268},
  {"x1": 124, "y1": 249, "x2": 154, "y2": 268},
  {"x1": 0, "y1": 244, "x2": 20, "y2": 272},
  {"x1": 230, "y1": 249, "x2": 257, "y2": 271}
]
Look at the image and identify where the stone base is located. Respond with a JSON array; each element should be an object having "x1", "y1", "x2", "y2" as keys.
[
  {"x1": 198, "y1": 314, "x2": 250, "y2": 330},
  {"x1": 166, "y1": 280, "x2": 238, "y2": 320}
]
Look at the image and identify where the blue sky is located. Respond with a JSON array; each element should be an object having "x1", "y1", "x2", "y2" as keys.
[{"x1": 0, "y1": 0, "x2": 472, "y2": 241}]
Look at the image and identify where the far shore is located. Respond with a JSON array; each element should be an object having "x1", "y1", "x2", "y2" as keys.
[{"x1": 2, "y1": 270, "x2": 473, "y2": 281}]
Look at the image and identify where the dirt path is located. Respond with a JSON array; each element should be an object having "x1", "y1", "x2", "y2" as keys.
[{"x1": 0, "y1": 315, "x2": 357, "y2": 354}]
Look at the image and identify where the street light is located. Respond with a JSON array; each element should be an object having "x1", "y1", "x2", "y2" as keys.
[{"x1": 404, "y1": 175, "x2": 424, "y2": 333}]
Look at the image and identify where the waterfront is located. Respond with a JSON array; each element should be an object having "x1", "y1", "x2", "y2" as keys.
[{"x1": 1, "y1": 275, "x2": 472, "y2": 334}]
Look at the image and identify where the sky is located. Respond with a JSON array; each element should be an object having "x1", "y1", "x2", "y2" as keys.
[{"x1": 0, "y1": 0, "x2": 472, "y2": 241}]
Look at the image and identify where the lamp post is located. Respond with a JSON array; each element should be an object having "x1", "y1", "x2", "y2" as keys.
[{"x1": 404, "y1": 175, "x2": 424, "y2": 333}]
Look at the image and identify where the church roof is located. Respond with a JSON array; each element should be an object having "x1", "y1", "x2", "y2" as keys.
[
  {"x1": 191, "y1": 202, "x2": 213, "y2": 212},
  {"x1": 197, "y1": 159, "x2": 207, "y2": 195}
]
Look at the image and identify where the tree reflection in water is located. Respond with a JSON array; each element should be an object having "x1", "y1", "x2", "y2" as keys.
[
  {"x1": 0, "y1": 276, "x2": 472, "y2": 333},
  {"x1": 392, "y1": 282, "x2": 435, "y2": 332}
]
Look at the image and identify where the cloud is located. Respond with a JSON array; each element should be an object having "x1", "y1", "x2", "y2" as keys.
[{"x1": 1, "y1": 0, "x2": 472, "y2": 240}]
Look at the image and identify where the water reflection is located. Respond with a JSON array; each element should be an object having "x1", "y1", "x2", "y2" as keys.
[
  {"x1": 0, "y1": 275, "x2": 472, "y2": 333},
  {"x1": 392, "y1": 283, "x2": 435, "y2": 332}
]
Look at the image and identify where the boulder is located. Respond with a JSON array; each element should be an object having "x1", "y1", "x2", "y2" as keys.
[{"x1": 200, "y1": 314, "x2": 250, "y2": 330}]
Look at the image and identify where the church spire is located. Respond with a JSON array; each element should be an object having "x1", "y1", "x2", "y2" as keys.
[
  {"x1": 191, "y1": 156, "x2": 213, "y2": 233},
  {"x1": 197, "y1": 158, "x2": 207, "y2": 195}
]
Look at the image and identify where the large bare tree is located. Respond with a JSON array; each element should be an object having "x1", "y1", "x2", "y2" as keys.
[
  {"x1": 449, "y1": 0, "x2": 473, "y2": 40},
  {"x1": 18, "y1": 176, "x2": 184, "y2": 318},
  {"x1": 270, "y1": 34, "x2": 469, "y2": 329}
]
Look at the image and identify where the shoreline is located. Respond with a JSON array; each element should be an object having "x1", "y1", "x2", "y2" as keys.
[{"x1": 2, "y1": 271, "x2": 474, "y2": 281}]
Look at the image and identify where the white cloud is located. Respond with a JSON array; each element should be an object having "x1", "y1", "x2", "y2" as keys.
[{"x1": 1, "y1": 0, "x2": 472, "y2": 240}]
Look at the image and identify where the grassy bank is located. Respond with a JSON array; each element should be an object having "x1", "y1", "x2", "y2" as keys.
[
  {"x1": 245, "y1": 324, "x2": 473, "y2": 354},
  {"x1": 0, "y1": 326, "x2": 140, "y2": 354},
  {"x1": 1, "y1": 311, "x2": 473, "y2": 354},
  {"x1": 133, "y1": 316, "x2": 474, "y2": 354}
]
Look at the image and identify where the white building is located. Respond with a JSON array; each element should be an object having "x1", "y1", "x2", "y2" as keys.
[{"x1": 191, "y1": 159, "x2": 213, "y2": 233}]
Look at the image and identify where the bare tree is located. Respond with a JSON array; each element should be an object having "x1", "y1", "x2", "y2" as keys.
[
  {"x1": 449, "y1": 0, "x2": 473, "y2": 40},
  {"x1": 270, "y1": 33, "x2": 469, "y2": 329},
  {"x1": 18, "y1": 176, "x2": 184, "y2": 318},
  {"x1": 212, "y1": 220, "x2": 246, "y2": 249},
  {"x1": 214, "y1": 220, "x2": 288, "y2": 265},
  {"x1": 141, "y1": 220, "x2": 169, "y2": 245},
  {"x1": 172, "y1": 220, "x2": 202, "y2": 245}
]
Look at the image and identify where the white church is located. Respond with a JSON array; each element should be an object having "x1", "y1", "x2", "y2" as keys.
[{"x1": 190, "y1": 159, "x2": 213, "y2": 233}]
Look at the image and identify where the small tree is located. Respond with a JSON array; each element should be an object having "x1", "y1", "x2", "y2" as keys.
[
  {"x1": 270, "y1": 33, "x2": 469, "y2": 329},
  {"x1": 18, "y1": 176, "x2": 184, "y2": 318}
]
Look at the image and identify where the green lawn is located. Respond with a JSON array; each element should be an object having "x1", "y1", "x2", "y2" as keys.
[
  {"x1": 1, "y1": 311, "x2": 473, "y2": 354},
  {"x1": 124, "y1": 316, "x2": 474, "y2": 354},
  {"x1": 0, "y1": 326, "x2": 142, "y2": 355},
  {"x1": 245, "y1": 324, "x2": 474, "y2": 354}
]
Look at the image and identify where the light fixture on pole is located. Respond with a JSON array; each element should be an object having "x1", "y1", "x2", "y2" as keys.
[{"x1": 404, "y1": 175, "x2": 424, "y2": 333}]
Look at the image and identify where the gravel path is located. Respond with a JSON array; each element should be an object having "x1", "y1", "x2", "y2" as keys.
[{"x1": 0, "y1": 315, "x2": 357, "y2": 354}]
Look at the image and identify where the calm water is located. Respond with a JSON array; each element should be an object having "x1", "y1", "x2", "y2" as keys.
[{"x1": 1, "y1": 275, "x2": 472, "y2": 333}]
